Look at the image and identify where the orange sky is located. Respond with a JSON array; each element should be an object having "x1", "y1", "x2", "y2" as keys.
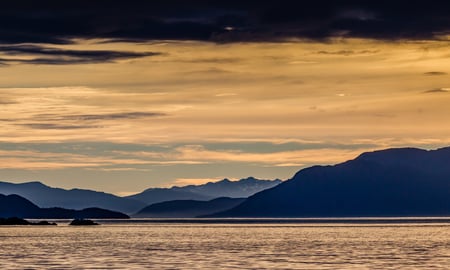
[{"x1": 1, "y1": 38, "x2": 449, "y2": 194}]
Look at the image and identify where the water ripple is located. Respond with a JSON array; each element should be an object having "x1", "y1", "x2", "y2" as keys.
[{"x1": 0, "y1": 223, "x2": 449, "y2": 269}]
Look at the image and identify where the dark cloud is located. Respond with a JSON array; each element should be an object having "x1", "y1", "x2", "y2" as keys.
[
  {"x1": 0, "y1": 1, "x2": 449, "y2": 44},
  {"x1": 0, "y1": 100, "x2": 16, "y2": 105},
  {"x1": 316, "y1": 50, "x2": 379, "y2": 56},
  {"x1": 35, "y1": 112, "x2": 167, "y2": 121},
  {"x1": 0, "y1": 45, "x2": 161, "y2": 65},
  {"x1": 180, "y1": 57, "x2": 241, "y2": 63},
  {"x1": 183, "y1": 67, "x2": 234, "y2": 75},
  {"x1": 423, "y1": 88, "x2": 449, "y2": 94},
  {"x1": 3, "y1": 112, "x2": 166, "y2": 130},
  {"x1": 373, "y1": 113, "x2": 396, "y2": 118},
  {"x1": 63, "y1": 112, "x2": 166, "y2": 121},
  {"x1": 18, "y1": 123, "x2": 100, "y2": 130},
  {"x1": 423, "y1": 72, "x2": 448, "y2": 76}
]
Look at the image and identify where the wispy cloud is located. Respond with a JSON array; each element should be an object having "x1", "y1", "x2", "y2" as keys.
[
  {"x1": 113, "y1": 145, "x2": 369, "y2": 168},
  {"x1": 0, "y1": 142, "x2": 375, "y2": 171},
  {"x1": 316, "y1": 50, "x2": 379, "y2": 56},
  {"x1": 18, "y1": 123, "x2": 101, "y2": 130},
  {"x1": 0, "y1": 149, "x2": 158, "y2": 170},
  {"x1": 423, "y1": 88, "x2": 450, "y2": 94},
  {"x1": 423, "y1": 71, "x2": 447, "y2": 76},
  {"x1": 172, "y1": 177, "x2": 237, "y2": 187},
  {"x1": 34, "y1": 112, "x2": 166, "y2": 121},
  {"x1": 4, "y1": 111, "x2": 166, "y2": 130},
  {"x1": 86, "y1": 167, "x2": 151, "y2": 172},
  {"x1": 0, "y1": 45, "x2": 161, "y2": 65},
  {"x1": 0, "y1": 99, "x2": 16, "y2": 105}
]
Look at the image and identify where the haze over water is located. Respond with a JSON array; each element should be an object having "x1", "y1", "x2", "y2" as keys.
[{"x1": 1, "y1": 220, "x2": 449, "y2": 269}]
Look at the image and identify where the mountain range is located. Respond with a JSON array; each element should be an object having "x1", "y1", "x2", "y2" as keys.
[
  {"x1": 0, "y1": 177, "x2": 281, "y2": 215},
  {"x1": 0, "y1": 181, "x2": 144, "y2": 214},
  {"x1": 125, "y1": 177, "x2": 282, "y2": 205},
  {"x1": 1, "y1": 147, "x2": 449, "y2": 218},
  {"x1": 0, "y1": 194, "x2": 129, "y2": 219},
  {"x1": 207, "y1": 147, "x2": 450, "y2": 217}
]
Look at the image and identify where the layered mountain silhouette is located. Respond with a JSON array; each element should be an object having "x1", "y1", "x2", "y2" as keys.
[
  {"x1": 134, "y1": 197, "x2": 245, "y2": 218},
  {"x1": 126, "y1": 177, "x2": 281, "y2": 205},
  {"x1": 207, "y1": 147, "x2": 450, "y2": 217},
  {"x1": 0, "y1": 181, "x2": 144, "y2": 214},
  {"x1": 0, "y1": 194, "x2": 129, "y2": 219},
  {"x1": 4, "y1": 147, "x2": 448, "y2": 218},
  {"x1": 0, "y1": 178, "x2": 281, "y2": 215}
]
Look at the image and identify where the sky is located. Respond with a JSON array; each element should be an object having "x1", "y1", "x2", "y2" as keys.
[{"x1": 1, "y1": 1, "x2": 449, "y2": 195}]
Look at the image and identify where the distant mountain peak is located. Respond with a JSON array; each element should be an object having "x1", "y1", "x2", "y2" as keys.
[{"x1": 10, "y1": 181, "x2": 46, "y2": 187}]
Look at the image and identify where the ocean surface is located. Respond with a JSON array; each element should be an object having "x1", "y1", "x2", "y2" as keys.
[{"x1": 0, "y1": 218, "x2": 449, "y2": 269}]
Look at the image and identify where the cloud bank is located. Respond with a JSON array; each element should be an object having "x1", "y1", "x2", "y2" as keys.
[
  {"x1": 1, "y1": 1, "x2": 449, "y2": 44},
  {"x1": 0, "y1": 45, "x2": 160, "y2": 65}
]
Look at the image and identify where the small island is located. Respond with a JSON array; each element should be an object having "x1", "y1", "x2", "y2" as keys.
[
  {"x1": 0, "y1": 217, "x2": 57, "y2": 226},
  {"x1": 69, "y1": 219, "x2": 99, "y2": 226}
]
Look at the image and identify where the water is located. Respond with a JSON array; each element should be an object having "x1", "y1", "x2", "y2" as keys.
[{"x1": 0, "y1": 219, "x2": 449, "y2": 269}]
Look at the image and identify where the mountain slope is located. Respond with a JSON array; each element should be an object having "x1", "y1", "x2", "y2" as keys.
[
  {"x1": 208, "y1": 147, "x2": 450, "y2": 217},
  {"x1": 0, "y1": 194, "x2": 129, "y2": 219},
  {"x1": 126, "y1": 188, "x2": 212, "y2": 206},
  {"x1": 134, "y1": 197, "x2": 245, "y2": 218},
  {"x1": 126, "y1": 177, "x2": 281, "y2": 205},
  {"x1": 0, "y1": 194, "x2": 40, "y2": 218},
  {"x1": 0, "y1": 181, "x2": 144, "y2": 214}
]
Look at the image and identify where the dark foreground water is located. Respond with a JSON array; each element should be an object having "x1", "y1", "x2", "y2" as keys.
[{"x1": 0, "y1": 219, "x2": 449, "y2": 269}]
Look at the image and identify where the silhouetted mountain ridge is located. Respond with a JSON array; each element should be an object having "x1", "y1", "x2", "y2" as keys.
[
  {"x1": 208, "y1": 147, "x2": 450, "y2": 217},
  {"x1": 126, "y1": 177, "x2": 281, "y2": 205},
  {"x1": 0, "y1": 177, "x2": 280, "y2": 213},
  {"x1": 0, "y1": 181, "x2": 144, "y2": 214}
]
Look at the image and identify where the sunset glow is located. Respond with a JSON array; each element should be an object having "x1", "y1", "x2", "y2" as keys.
[{"x1": 1, "y1": 1, "x2": 449, "y2": 194}]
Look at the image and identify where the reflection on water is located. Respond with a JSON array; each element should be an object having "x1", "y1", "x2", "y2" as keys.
[{"x1": 0, "y1": 221, "x2": 449, "y2": 269}]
